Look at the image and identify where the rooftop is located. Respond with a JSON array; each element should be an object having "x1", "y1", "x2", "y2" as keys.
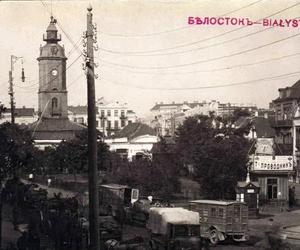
[
  {"x1": 29, "y1": 118, "x2": 86, "y2": 140},
  {"x1": 5, "y1": 107, "x2": 35, "y2": 117},
  {"x1": 111, "y1": 122, "x2": 156, "y2": 140}
]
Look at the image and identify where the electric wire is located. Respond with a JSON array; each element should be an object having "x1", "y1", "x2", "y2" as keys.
[
  {"x1": 100, "y1": 51, "x2": 300, "y2": 75},
  {"x1": 100, "y1": 70, "x2": 300, "y2": 90},
  {"x1": 99, "y1": 2, "x2": 300, "y2": 55},
  {"x1": 99, "y1": 0, "x2": 263, "y2": 37},
  {"x1": 100, "y1": 32, "x2": 300, "y2": 70}
]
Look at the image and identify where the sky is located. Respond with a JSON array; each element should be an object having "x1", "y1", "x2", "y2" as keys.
[{"x1": 1, "y1": 0, "x2": 300, "y2": 117}]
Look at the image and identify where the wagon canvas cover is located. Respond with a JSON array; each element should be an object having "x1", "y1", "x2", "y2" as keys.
[{"x1": 146, "y1": 207, "x2": 199, "y2": 235}]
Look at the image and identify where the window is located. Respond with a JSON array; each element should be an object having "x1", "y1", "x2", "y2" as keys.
[
  {"x1": 52, "y1": 97, "x2": 58, "y2": 108},
  {"x1": 114, "y1": 110, "x2": 118, "y2": 117},
  {"x1": 101, "y1": 110, "x2": 105, "y2": 117},
  {"x1": 77, "y1": 117, "x2": 84, "y2": 124},
  {"x1": 211, "y1": 207, "x2": 216, "y2": 217},
  {"x1": 218, "y1": 208, "x2": 224, "y2": 218},
  {"x1": 121, "y1": 110, "x2": 125, "y2": 117},
  {"x1": 114, "y1": 121, "x2": 119, "y2": 130},
  {"x1": 51, "y1": 97, "x2": 59, "y2": 116},
  {"x1": 173, "y1": 225, "x2": 189, "y2": 237},
  {"x1": 107, "y1": 110, "x2": 111, "y2": 117},
  {"x1": 234, "y1": 205, "x2": 240, "y2": 217},
  {"x1": 107, "y1": 121, "x2": 111, "y2": 129},
  {"x1": 267, "y1": 178, "x2": 278, "y2": 199},
  {"x1": 121, "y1": 119, "x2": 126, "y2": 127}
]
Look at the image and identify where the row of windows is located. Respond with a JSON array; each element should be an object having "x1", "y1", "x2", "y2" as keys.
[
  {"x1": 100, "y1": 109, "x2": 126, "y2": 117},
  {"x1": 73, "y1": 117, "x2": 128, "y2": 129}
]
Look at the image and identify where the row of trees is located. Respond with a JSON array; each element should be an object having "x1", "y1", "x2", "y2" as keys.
[{"x1": 0, "y1": 110, "x2": 251, "y2": 200}]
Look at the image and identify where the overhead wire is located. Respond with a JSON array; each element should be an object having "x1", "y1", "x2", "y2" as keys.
[
  {"x1": 100, "y1": 51, "x2": 300, "y2": 75},
  {"x1": 99, "y1": 0, "x2": 263, "y2": 37},
  {"x1": 100, "y1": 70, "x2": 300, "y2": 91},
  {"x1": 99, "y1": 2, "x2": 300, "y2": 55},
  {"x1": 100, "y1": 32, "x2": 300, "y2": 70}
]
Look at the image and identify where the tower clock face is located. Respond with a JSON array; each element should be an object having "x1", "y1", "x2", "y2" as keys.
[{"x1": 51, "y1": 69, "x2": 58, "y2": 76}]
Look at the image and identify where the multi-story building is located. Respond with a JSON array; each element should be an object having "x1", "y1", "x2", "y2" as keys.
[
  {"x1": 271, "y1": 79, "x2": 300, "y2": 180},
  {"x1": 272, "y1": 80, "x2": 300, "y2": 151},
  {"x1": 97, "y1": 97, "x2": 137, "y2": 137},
  {"x1": 150, "y1": 100, "x2": 258, "y2": 136},
  {"x1": 68, "y1": 105, "x2": 98, "y2": 127}
]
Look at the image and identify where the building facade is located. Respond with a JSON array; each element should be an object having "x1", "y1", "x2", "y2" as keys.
[
  {"x1": 249, "y1": 138, "x2": 294, "y2": 211},
  {"x1": 150, "y1": 100, "x2": 257, "y2": 136},
  {"x1": 105, "y1": 122, "x2": 158, "y2": 160},
  {"x1": 271, "y1": 79, "x2": 300, "y2": 179},
  {"x1": 97, "y1": 97, "x2": 137, "y2": 137}
]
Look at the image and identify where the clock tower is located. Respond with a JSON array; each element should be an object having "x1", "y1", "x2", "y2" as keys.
[
  {"x1": 30, "y1": 16, "x2": 84, "y2": 143},
  {"x1": 38, "y1": 16, "x2": 67, "y2": 118}
]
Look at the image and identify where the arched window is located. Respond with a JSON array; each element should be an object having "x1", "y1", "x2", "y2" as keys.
[
  {"x1": 52, "y1": 97, "x2": 58, "y2": 108},
  {"x1": 51, "y1": 97, "x2": 59, "y2": 116}
]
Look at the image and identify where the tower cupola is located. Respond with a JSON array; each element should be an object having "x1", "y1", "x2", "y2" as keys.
[{"x1": 43, "y1": 16, "x2": 61, "y2": 43}]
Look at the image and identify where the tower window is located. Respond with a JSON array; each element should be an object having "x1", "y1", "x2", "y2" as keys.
[
  {"x1": 51, "y1": 97, "x2": 60, "y2": 116},
  {"x1": 52, "y1": 97, "x2": 58, "y2": 108}
]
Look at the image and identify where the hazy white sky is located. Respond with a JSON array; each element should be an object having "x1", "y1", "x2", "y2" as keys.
[{"x1": 1, "y1": 0, "x2": 300, "y2": 116}]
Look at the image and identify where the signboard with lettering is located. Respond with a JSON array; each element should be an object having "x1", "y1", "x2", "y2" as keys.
[{"x1": 252, "y1": 155, "x2": 293, "y2": 172}]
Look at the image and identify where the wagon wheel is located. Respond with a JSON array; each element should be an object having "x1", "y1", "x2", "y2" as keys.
[{"x1": 209, "y1": 229, "x2": 219, "y2": 245}]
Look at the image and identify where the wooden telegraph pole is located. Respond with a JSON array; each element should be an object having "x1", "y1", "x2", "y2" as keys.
[{"x1": 85, "y1": 5, "x2": 100, "y2": 250}]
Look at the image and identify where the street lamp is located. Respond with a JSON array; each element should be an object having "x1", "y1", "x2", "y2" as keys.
[{"x1": 9, "y1": 55, "x2": 25, "y2": 124}]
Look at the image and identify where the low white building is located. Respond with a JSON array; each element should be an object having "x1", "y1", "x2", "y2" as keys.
[{"x1": 105, "y1": 122, "x2": 158, "y2": 160}]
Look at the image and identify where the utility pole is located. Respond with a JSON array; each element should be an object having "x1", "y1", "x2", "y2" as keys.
[
  {"x1": 8, "y1": 55, "x2": 25, "y2": 124},
  {"x1": 84, "y1": 5, "x2": 100, "y2": 250}
]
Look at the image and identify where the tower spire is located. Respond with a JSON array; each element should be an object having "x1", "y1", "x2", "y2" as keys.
[{"x1": 43, "y1": 16, "x2": 60, "y2": 43}]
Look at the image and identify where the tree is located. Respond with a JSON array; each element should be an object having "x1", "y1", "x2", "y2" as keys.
[
  {"x1": 0, "y1": 122, "x2": 35, "y2": 178},
  {"x1": 105, "y1": 138, "x2": 180, "y2": 199},
  {"x1": 0, "y1": 122, "x2": 35, "y2": 249},
  {"x1": 175, "y1": 115, "x2": 250, "y2": 200},
  {"x1": 47, "y1": 130, "x2": 110, "y2": 175}
]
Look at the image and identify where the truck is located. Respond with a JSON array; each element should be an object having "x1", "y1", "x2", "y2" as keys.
[
  {"x1": 98, "y1": 183, "x2": 139, "y2": 222},
  {"x1": 189, "y1": 200, "x2": 249, "y2": 245},
  {"x1": 126, "y1": 196, "x2": 173, "y2": 226},
  {"x1": 147, "y1": 207, "x2": 203, "y2": 250}
]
